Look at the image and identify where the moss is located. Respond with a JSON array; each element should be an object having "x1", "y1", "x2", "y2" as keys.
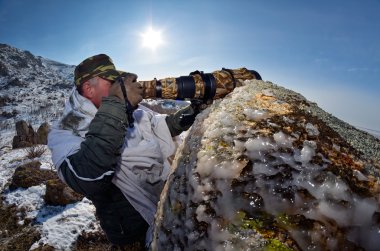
[
  {"x1": 242, "y1": 217, "x2": 264, "y2": 230},
  {"x1": 264, "y1": 239, "x2": 294, "y2": 251},
  {"x1": 276, "y1": 213, "x2": 291, "y2": 228},
  {"x1": 9, "y1": 161, "x2": 57, "y2": 190},
  {"x1": 276, "y1": 213, "x2": 315, "y2": 231},
  {"x1": 234, "y1": 210, "x2": 265, "y2": 232},
  {"x1": 233, "y1": 211, "x2": 300, "y2": 250}
]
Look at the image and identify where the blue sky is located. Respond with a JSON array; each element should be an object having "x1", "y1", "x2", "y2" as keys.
[{"x1": 1, "y1": 0, "x2": 379, "y2": 132}]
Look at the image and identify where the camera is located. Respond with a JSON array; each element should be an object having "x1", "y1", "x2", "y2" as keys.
[{"x1": 140, "y1": 67, "x2": 261, "y2": 102}]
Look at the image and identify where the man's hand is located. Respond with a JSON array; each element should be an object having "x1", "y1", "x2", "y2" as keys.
[
  {"x1": 109, "y1": 73, "x2": 143, "y2": 107},
  {"x1": 124, "y1": 73, "x2": 143, "y2": 108},
  {"x1": 166, "y1": 105, "x2": 197, "y2": 137}
]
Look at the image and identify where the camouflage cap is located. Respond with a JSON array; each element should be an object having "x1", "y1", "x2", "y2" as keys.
[{"x1": 74, "y1": 54, "x2": 121, "y2": 86}]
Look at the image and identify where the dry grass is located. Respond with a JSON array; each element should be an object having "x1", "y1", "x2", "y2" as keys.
[
  {"x1": 0, "y1": 197, "x2": 40, "y2": 251},
  {"x1": 24, "y1": 145, "x2": 46, "y2": 159}
]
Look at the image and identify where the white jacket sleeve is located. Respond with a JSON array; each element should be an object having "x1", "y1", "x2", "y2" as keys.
[{"x1": 47, "y1": 123, "x2": 83, "y2": 182}]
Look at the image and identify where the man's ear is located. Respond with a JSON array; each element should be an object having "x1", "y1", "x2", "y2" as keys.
[{"x1": 81, "y1": 81, "x2": 93, "y2": 99}]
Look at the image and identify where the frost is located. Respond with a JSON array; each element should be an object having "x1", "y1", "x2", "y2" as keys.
[
  {"x1": 305, "y1": 123, "x2": 320, "y2": 136},
  {"x1": 243, "y1": 109, "x2": 269, "y2": 121}
]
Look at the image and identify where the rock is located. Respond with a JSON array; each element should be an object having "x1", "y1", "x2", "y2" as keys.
[
  {"x1": 0, "y1": 61, "x2": 8, "y2": 76},
  {"x1": 152, "y1": 80, "x2": 380, "y2": 250},
  {"x1": 9, "y1": 161, "x2": 57, "y2": 190},
  {"x1": 12, "y1": 120, "x2": 37, "y2": 149},
  {"x1": 44, "y1": 178, "x2": 84, "y2": 206},
  {"x1": 36, "y1": 122, "x2": 49, "y2": 145},
  {"x1": 0, "y1": 95, "x2": 14, "y2": 107},
  {"x1": 8, "y1": 77, "x2": 26, "y2": 87},
  {"x1": 12, "y1": 121, "x2": 50, "y2": 148}
]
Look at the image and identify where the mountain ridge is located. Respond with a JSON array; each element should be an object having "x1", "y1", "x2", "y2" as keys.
[{"x1": 0, "y1": 43, "x2": 75, "y2": 139}]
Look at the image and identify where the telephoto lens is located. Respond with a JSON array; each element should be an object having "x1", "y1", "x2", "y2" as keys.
[{"x1": 140, "y1": 67, "x2": 261, "y2": 101}]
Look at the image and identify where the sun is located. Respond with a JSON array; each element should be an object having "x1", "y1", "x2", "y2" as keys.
[{"x1": 141, "y1": 27, "x2": 164, "y2": 50}]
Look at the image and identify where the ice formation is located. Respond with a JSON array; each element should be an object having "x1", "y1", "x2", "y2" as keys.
[{"x1": 152, "y1": 80, "x2": 380, "y2": 251}]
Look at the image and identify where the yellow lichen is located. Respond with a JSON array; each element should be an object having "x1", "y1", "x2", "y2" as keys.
[
  {"x1": 235, "y1": 211, "x2": 264, "y2": 230},
  {"x1": 264, "y1": 239, "x2": 294, "y2": 251}
]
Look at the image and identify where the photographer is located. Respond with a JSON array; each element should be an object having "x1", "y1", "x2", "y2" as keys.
[{"x1": 48, "y1": 54, "x2": 195, "y2": 249}]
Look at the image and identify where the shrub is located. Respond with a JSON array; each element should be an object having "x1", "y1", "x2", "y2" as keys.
[{"x1": 25, "y1": 145, "x2": 46, "y2": 159}]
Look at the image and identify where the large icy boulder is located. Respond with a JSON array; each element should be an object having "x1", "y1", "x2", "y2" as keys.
[{"x1": 152, "y1": 80, "x2": 380, "y2": 250}]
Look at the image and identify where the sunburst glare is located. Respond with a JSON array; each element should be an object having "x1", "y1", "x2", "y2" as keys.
[{"x1": 141, "y1": 26, "x2": 164, "y2": 50}]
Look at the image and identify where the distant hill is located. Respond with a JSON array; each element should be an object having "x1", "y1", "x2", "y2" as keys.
[{"x1": 0, "y1": 43, "x2": 75, "y2": 132}]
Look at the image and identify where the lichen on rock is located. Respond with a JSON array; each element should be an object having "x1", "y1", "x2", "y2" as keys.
[{"x1": 152, "y1": 80, "x2": 380, "y2": 251}]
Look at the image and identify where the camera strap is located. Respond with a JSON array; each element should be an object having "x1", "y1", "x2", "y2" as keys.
[
  {"x1": 154, "y1": 78, "x2": 162, "y2": 98},
  {"x1": 222, "y1": 68, "x2": 237, "y2": 89},
  {"x1": 117, "y1": 77, "x2": 135, "y2": 128}
]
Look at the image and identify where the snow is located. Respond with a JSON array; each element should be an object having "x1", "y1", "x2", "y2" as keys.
[
  {"x1": 0, "y1": 145, "x2": 99, "y2": 250},
  {"x1": 4, "y1": 184, "x2": 98, "y2": 250},
  {"x1": 0, "y1": 147, "x2": 27, "y2": 191},
  {"x1": 4, "y1": 185, "x2": 46, "y2": 219},
  {"x1": 0, "y1": 44, "x2": 74, "y2": 132},
  {"x1": 30, "y1": 198, "x2": 97, "y2": 251}
]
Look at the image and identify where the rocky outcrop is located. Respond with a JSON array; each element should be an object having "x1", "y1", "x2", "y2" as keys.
[
  {"x1": 36, "y1": 122, "x2": 49, "y2": 145},
  {"x1": 12, "y1": 120, "x2": 37, "y2": 148},
  {"x1": 44, "y1": 179, "x2": 84, "y2": 206},
  {"x1": 12, "y1": 120, "x2": 50, "y2": 148},
  {"x1": 152, "y1": 80, "x2": 380, "y2": 251}
]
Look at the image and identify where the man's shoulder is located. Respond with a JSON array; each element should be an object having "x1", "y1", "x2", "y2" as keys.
[{"x1": 48, "y1": 125, "x2": 84, "y2": 144}]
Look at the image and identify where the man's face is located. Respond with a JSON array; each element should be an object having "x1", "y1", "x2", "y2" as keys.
[{"x1": 90, "y1": 77, "x2": 112, "y2": 108}]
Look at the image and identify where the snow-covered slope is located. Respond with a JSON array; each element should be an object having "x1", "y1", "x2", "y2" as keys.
[
  {"x1": 0, "y1": 43, "x2": 75, "y2": 139},
  {"x1": 0, "y1": 145, "x2": 101, "y2": 250}
]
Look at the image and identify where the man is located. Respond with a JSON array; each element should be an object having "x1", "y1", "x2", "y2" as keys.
[{"x1": 48, "y1": 54, "x2": 195, "y2": 248}]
